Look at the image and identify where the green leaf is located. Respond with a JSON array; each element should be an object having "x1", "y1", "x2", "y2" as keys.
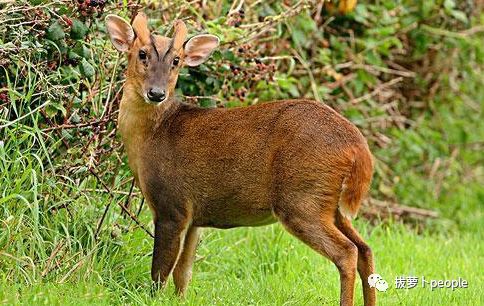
[
  {"x1": 367, "y1": 26, "x2": 395, "y2": 37},
  {"x1": 70, "y1": 19, "x2": 88, "y2": 40},
  {"x1": 277, "y1": 77, "x2": 300, "y2": 98},
  {"x1": 291, "y1": 28, "x2": 307, "y2": 47},
  {"x1": 46, "y1": 22, "x2": 65, "y2": 41},
  {"x1": 80, "y1": 58, "x2": 95, "y2": 78},
  {"x1": 68, "y1": 50, "x2": 80, "y2": 60},
  {"x1": 365, "y1": 50, "x2": 383, "y2": 66},
  {"x1": 70, "y1": 113, "x2": 81, "y2": 124},
  {"x1": 44, "y1": 105, "x2": 58, "y2": 118},
  {"x1": 29, "y1": 0, "x2": 44, "y2": 5},
  {"x1": 222, "y1": 50, "x2": 237, "y2": 62},
  {"x1": 61, "y1": 129, "x2": 74, "y2": 140},
  {"x1": 354, "y1": 4, "x2": 369, "y2": 24},
  {"x1": 199, "y1": 98, "x2": 216, "y2": 108},
  {"x1": 450, "y1": 10, "x2": 468, "y2": 24},
  {"x1": 44, "y1": 101, "x2": 66, "y2": 118},
  {"x1": 419, "y1": 1, "x2": 434, "y2": 18},
  {"x1": 72, "y1": 44, "x2": 92, "y2": 58},
  {"x1": 444, "y1": 0, "x2": 456, "y2": 11},
  {"x1": 296, "y1": 14, "x2": 317, "y2": 32},
  {"x1": 81, "y1": 45, "x2": 91, "y2": 58}
]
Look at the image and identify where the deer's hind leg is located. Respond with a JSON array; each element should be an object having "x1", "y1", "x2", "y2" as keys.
[
  {"x1": 335, "y1": 211, "x2": 376, "y2": 306},
  {"x1": 173, "y1": 226, "x2": 201, "y2": 296},
  {"x1": 273, "y1": 194, "x2": 358, "y2": 306}
]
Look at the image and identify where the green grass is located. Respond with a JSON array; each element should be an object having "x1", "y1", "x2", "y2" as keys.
[{"x1": 1, "y1": 220, "x2": 482, "y2": 305}]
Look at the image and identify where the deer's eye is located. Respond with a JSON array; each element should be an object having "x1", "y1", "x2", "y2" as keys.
[
  {"x1": 139, "y1": 50, "x2": 147, "y2": 61},
  {"x1": 172, "y1": 56, "x2": 180, "y2": 67}
]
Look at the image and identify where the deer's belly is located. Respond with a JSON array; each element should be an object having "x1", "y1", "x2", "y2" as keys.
[{"x1": 192, "y1": 203, "x2": 277, "y2": 229}]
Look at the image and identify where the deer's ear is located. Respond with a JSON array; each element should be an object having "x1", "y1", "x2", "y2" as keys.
[
  {"x1": 105, "y1": 14, "x2": 134, "y2": 52},
  {"x1": 132, "y1": 12, "x2": 150, "y2": 45},
  {"x1": 183, "y1": 34, "x2": 219, "y2": 67},
  {"x1": 172, "y1": 20, "x2": 187, "y2": 50}
]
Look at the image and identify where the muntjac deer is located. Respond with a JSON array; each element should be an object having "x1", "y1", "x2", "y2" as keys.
[{"x1": 106, "y1": 12, "x2": 375, "y2": 306}]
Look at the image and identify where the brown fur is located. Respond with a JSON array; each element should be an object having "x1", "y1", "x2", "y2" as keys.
[
  {"x1": 107, "y1": 14, "x2": 375, "y2": 306},
  {"x1": 132, "y1": 13, "x2": 150, "y2": 44}
]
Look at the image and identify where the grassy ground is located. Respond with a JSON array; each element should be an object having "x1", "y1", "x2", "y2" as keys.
[{"x1": 0, "y1": 220, "x2": 482, "y2": 305}]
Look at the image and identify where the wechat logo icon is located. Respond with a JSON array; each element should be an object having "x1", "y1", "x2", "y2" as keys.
[{"x1": 368, "y1": 274, "x2": 389, "y2": 292}]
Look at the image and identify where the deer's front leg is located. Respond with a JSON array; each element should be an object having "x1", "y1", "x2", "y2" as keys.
[{"x1": 151, "y1": 219, "x2": 188, "y2": 288}]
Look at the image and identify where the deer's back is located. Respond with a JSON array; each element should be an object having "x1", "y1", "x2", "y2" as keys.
[{"x1": 163, "y1": 99, "x2": 367, "y2": 162}]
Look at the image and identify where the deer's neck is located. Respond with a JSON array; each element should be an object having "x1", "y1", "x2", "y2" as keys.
[{"x1": 118, "y1": 83, "x2": 176, "y2": 179}]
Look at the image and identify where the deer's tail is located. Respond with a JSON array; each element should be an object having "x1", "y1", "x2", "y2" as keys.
[{"x1": 338, "y1": 144, "x2": 374, "y2": 219}]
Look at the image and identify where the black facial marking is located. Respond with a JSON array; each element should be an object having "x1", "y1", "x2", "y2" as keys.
[
  {"x1": 150, "y1": 35, "x2": 159, "y2": 60},
  {"x1": 163, "y1": 38, "x2": 175, "y2": 61}
]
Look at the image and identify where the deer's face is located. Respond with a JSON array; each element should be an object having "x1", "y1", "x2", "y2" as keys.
[{"x1": 106, "y1": 13, "x2": 219, "y2": 105}]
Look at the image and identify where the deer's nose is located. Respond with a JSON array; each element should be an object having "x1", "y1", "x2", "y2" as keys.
[{"x1": 147, "y1": 88, "x2": 166, "y2": 103}]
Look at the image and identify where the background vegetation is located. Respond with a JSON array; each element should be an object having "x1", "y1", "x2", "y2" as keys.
[{"x1": 0, "y1": 0, "x2": 482, "y2": 305}]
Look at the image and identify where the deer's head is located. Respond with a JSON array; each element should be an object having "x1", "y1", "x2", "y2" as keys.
[{"x1": 105, "y1": 13, "x2": 219, "y2": 105}]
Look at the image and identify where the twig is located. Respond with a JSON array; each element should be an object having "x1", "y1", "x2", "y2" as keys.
[
  {"x1": 460, "y1": 25, "x2": 484, "y2": 36},
  {"x1": 82, "y1": 188, "x2": 141, "y2": 196},
  {"x1": 351, "y1": 64, "x2": 416, "y2": 78},
  {"x1": 90, "y1": 168, "x2": 154, "y2": 239},
  {"x1": 122, "y1": 179, "x2": 135, "y2": 218},
  {"x1": 117, "y1": 199, "x2": 154, "y2": 238},
  {"x1": 361, "y1": 198, "x2": 439, "y2": 221},
  {"x1": 183, "y1": 95, "x2": 223, "y2": 103},
  {"x1": 94, "y1": 186, "x2": 112, "y2": 239},
  {"x1": 421, "y1": 24, "x2": 484, "y2": 39},
  {"x1": 41, "y1": 117, "x2": 112, "y2": 132},
  {"x1": 291, "y1": 48, "x2": 321, "y2": 101},
  {"x1": 136, "y1": 198, "x2": 145, "y2": 218},
  {"x1": 100, "y1": 57, "x2": 120, "y2": 119},
  {"x1": 39, "y1": 110, "x2": 70, "y2": 149},
  {"x1": 323, "y1": 73, "x2": 355, "y2": 90},
  {"x1": 349, "y1": 77, "x2": 403, "y2": 104},
  {"x1": 58, "y1": 244, "x2": 99, "y2": 284},
  {"x1": 237, "y1": 1, "x2": 308, "y2": 44},
  {"x1": 41, "y1": 240, "x2": 65, "y2": 277},
  {"x1": 228, "y1": 0, "x2": 244, "y2": 15}
]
